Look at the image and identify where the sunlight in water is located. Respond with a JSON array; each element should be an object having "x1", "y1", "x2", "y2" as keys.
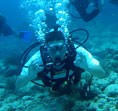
[{"x1": 20, "y1": 0, "x2": 71, "y2": 41}]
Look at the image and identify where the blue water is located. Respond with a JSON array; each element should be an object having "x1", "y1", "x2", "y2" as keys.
[
  {"x1": 0, "y1": 0, "x2": 118, "y2": 58},
  {"x1": 0, "y1": 0, "x2": 23, "y2": 28},
  {"x1": 0, "y1": 0, "x2": 117, "y2": 32},
  {"x1": 0, "y1": 0, "x2": 33, "y2": 59},
  {"x1": 0, "y1": 0, "x2": 118, "y2": 110}
]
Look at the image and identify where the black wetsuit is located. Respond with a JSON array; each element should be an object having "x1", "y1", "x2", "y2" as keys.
[{"x1": 72, "y1": 0, "x2": 100, "y2": 22}]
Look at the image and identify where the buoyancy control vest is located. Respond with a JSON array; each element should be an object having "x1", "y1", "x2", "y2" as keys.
[{"x1": 37, "y1": 41, "x2": 85, "y2": 91}]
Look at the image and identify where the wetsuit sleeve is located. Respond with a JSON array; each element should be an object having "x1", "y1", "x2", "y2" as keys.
[
  {"x1": 20, "y1": 51, "x2": 44, "y2": 76},
  {"x1": 2, "y1": 24, "x2": 14, "y2": 36},
  {"x1": 74, "y1": 47, "x2": 105, "y2": 78},
  {"x1": 79, "y1": 9, "x2": 100, "y2": 22},
  {"x1": 74, "y1": 47, "x2": 99, "y2": 70},
  {"x1": 73, "y1": 0, "x2": 100, "y2": 22}
]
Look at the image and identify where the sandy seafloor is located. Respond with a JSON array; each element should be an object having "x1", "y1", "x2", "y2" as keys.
[{"x1": 0, "y1": 0, "x2": 118, "y2": 111}]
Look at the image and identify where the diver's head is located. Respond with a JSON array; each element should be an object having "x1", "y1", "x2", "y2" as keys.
[{"x1": 45, "y1": 31, "x2": 67, "y2": 64}]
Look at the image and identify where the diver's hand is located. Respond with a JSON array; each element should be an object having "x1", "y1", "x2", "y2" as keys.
[{"x1": 28, "y1": 61, "x2": 41, "y2": 80}]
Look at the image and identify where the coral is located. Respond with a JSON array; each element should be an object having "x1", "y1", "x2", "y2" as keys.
[{"x1": 8, "y1": 106, "x2": 16, "y2": 111}]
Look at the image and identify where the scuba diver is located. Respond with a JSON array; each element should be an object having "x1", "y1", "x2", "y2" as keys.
[
  {"x1": 69, "y1": 0, "x2": 104, "y2": 22},
  {"x1": 0, "y1": 14, "x2": 32, "y2": 42},
  {"x1": 15, "y1": 27, "x2": 105, "y2": 95}
]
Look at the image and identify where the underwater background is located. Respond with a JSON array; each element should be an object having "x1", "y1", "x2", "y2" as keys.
[{"x1": 0, "y1": 0, "x2": 118, "y2": 111}]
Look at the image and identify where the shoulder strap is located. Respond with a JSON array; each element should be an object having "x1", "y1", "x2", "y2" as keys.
[
  {"x1": 67, "y1": 39, "x2": 77, "y2": 58},
  {"x1": 65, "y1": 41, "x2": 85, "y2": 84}
]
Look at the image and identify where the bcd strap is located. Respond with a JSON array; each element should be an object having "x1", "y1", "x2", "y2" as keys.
[{"x1": 37, "y1": 39, "x2": 84, "y2": 90}]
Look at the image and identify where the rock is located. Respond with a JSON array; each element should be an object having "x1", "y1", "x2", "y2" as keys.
[
  {"x1": 71, "y1": 101, "x2": 87, "y2": 111},
  {"x1": 98, "y1": 94, "x2": 107, "y2": 98},
  {"x1": 113, "y1": 54, "x2": 118, "y2": 60},
  {"x1": 87, "y1": 102, "x2": 97, "y2": 111},
  {"x1": 110, "y1": 59, "x2": 118, "y2": 68},
  {"x1": 7, "y1": 106, "x2": 16, "y2": 111},
  {"x1": 106, "y1": 97, "x2": 115, "y2": 102},
  {"x1": 108, "y1": 72, "x2": 118, "y2": 83},
  {"x1": 97, "y1": 98, "x2": 108, "y2": 104},
  {"x1": 0, "y1": 89, "x2": 5, "y2": 99},
  {"x1": 96, "y1": 79, "x2": 110, "y2": 90},
  {"x1": 22, "y1": 96, "x2": 33, "y2": 100},
  {"x1": 104, "y1": 84, "x2": 118, "y2": 97},
  {"x1": 87, "y1": 109, "x2": 96, "y2": 111}
]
